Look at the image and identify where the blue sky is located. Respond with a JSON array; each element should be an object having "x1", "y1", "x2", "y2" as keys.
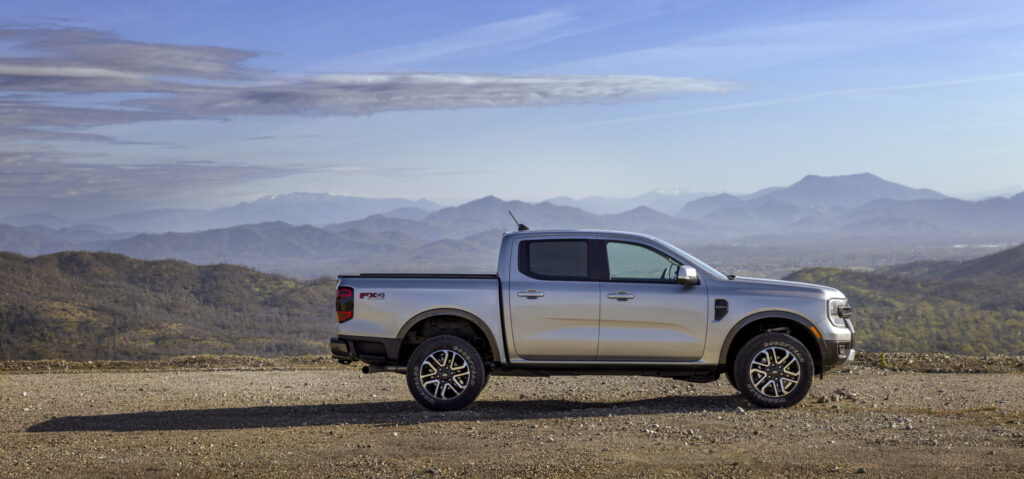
[{"x1": 2, "y1": 0, "x2": 1023, "y2": 217}]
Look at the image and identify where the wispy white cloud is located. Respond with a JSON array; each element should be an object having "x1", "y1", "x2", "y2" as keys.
[
  {"x1": 317, "y1": 2, "x2": 684, "y2": 71},
  {"x1": 136, "y1": 73, "x2": 737, "y2": 117},
  {"x1": 541, "y1": 0, "x2": 1024, "y2": 74},
  {"x1": 0, "y1": 25, "x2": 737, "y2": 136},
  {"x1": 324, "y1": 10, "x2": 578, "y2": 70},
  {"x1": 561, "y1": 71, "x2": 1024, "y2": 130},
  {"x1": 0, "y1": 25, "x2": 259, "y2": 80}
]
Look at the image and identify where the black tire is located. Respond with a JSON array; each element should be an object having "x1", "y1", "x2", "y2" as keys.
[
  {"x1": 732, "y1": 332, "x2": 813, "y2": 408},
  {"x1": 725, "y1": 368, "x2": 738, "y2": 389},
  {"x1": 406, "y1": 335, "x2": 487, "y2": 411}
]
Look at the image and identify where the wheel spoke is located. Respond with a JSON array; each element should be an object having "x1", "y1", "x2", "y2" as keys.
[
  {"x1": 419, "y1": 349, "x2": 471, "y2": 400},
  {"x1": 749, "y1": 346, "x2": 801, "y2": 398}
]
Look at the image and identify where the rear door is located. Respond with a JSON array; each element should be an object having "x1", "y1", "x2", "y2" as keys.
[
  {"x1": 507, "y1": 239, "x2": 600, "y2": 360},
  {"x1": 597, "y1": 240, "x2": 709, "y2": 361}
]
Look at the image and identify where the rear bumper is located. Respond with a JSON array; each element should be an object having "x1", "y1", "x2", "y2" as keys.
[{"x1": 329, "y1": 335, "x2": 401, "y2": 365}]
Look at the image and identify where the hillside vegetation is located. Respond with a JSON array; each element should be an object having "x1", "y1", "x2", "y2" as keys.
[
  {"x1": 2, "y1": 243, "x2": 1022, "y2": 360},
  {"x1": 785, "y1": 244, "x2": 1024, "y2": 355},
  {"x1": 0, "y1": 252, "x2": 334, "y2": 360}
]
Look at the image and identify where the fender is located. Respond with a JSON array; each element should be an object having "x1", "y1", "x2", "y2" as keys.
[
  {"x1": 718, "y1": 310, "x2": 825, "y2": 369},
  {"x1": 397, "y1": 308, "x2": 502, "y2": 364}
]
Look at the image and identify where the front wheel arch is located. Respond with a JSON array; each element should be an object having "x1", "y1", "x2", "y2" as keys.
[{"x1": 720, "y1": 312, "x2": 823, "y2": 377}]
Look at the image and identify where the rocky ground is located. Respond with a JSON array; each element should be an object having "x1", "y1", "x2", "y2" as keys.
[{"x1": 1, "y1": 357, "x2": 1023, "y2": 478}]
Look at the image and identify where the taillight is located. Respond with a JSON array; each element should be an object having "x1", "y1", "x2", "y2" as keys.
[{"x1": 336, "y1": 286, "x2": 353, "y2": 322}]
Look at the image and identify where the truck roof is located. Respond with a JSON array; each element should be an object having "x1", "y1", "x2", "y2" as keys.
[{"x1": 501, "y1": 229, "x2": 660, "y2": 241}]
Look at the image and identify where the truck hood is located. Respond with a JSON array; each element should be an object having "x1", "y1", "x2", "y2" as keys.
[{"x1": 728, "y1": 276, "x2": 845, "y2": 300}]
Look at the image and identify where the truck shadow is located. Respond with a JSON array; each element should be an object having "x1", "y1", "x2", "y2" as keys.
[{"x1": 28, "y1": 394, "x2": 746, "y2": 433}]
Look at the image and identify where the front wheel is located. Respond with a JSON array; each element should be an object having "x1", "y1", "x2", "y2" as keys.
[
  {"x1": 406, "y1": 335, "x2": 487, "y2": 411},
  {"x1": 732, "y1": 332, "x2": 813, "y2": 408}
]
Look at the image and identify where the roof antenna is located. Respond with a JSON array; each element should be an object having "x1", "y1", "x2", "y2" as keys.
[{"x1": 508, "y1": 210, "x2": 529, "y2": 231}]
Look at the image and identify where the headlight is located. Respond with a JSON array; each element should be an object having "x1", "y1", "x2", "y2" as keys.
[{"x1": 827, "y1": 298, "x2": 852, "y2": 328}]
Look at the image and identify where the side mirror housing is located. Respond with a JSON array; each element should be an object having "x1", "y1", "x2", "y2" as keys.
[{"x1": 676, "y1": 265, "x2": 700, "y2": 285}]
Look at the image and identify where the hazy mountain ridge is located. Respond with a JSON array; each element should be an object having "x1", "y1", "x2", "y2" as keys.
[
  {"x1": 327, "y1": 196, "x2": 704, "y2": 243},
  {"x1": 1, "y1": 173, "x2": 1023, "y2": 278},
  {"x1": 0, "y1": 224, "x2": 133, "y2": 256},
  {"x1": 3, "y1": 193, "x2": 441, "y2": 234},
  {"x1": 677, "y1": 173, "x2": 947, "y2": 223},
  {"x1": 547, "y1": 188, "x2": 708, "y2": 215},
  {"x1": 97, "y1": 222, "x2": 441, "y2": 278},
  {"x1": 845, "y1": 195, "x2": 1024, "y2": 235},
  {"x1": 876, "y1": 243, "x2": 1024, "y2": 281}
]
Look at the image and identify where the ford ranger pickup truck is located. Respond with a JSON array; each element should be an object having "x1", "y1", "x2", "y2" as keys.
[{"x1": 331, "y1": 229, "x2": 855, "y2": 410}]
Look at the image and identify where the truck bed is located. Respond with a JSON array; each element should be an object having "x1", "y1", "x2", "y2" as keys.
[{"x1": 340, "y1": 274, "x2": 498, "y2": 279}]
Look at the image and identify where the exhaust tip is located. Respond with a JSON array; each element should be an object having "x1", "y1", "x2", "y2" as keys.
[{"x1": 361, "y1": 365, "x2": 371, "y2": 374}]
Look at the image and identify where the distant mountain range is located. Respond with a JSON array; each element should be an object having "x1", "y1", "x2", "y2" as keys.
[
  {"x1": 546, "y1": 188, "x2": 709, "y2": 215},
  {"x1": 1, "y1": 193, "x2": 440, "y2": 233},
  {"x1": 1, "y1": 173, "x2": 1022, "y2": 277},
  {"x1": 675, "y1": 173, "x2": 949, "y2": 232}
]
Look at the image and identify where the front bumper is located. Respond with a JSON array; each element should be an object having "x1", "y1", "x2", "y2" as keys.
[{"x1": 821, "y1": 339, "x2": 856, "y2": 372}]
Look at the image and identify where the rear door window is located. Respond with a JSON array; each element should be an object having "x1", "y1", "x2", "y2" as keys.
[{"x1": 520, "y1": 240, "x2": 589, "y2": 280}]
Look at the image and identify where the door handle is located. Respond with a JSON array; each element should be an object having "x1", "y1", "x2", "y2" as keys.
[
  {"x1": 607, "y1": 292, "x2": 635, "y2": 301},
  {"x1": 517, "y1": 290, "x2": 545, "y2": 298}
]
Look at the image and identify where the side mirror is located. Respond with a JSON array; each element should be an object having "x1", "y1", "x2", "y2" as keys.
[{"x1": 676, "y1": 265, "x2": 700, "y2": 285}]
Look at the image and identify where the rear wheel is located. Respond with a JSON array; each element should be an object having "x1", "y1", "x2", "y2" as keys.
[
  {"x1": 732, "y1": 332, "x2": 813, "y2": 408},
  {"x1": 406, "y1": 335, "x2": 487, "y2": 411}
]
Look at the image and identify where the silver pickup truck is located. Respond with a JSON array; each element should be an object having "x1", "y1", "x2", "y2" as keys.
[{"x1": 331, "y1": 229, "x2": 854, "y2": 410}]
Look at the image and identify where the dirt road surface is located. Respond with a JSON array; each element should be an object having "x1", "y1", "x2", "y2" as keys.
[{"x1": 2, "y1": 363, "x2": 1023, "y2": 478}]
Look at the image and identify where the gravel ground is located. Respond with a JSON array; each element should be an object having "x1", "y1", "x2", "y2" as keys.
[{"x1": 2, "y1": 363, "x2": 1023, "y2": 478}]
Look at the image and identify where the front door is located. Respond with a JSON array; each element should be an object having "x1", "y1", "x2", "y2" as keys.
[
  {"x1": 598, "y1": 241, "x2": 709, "y2": 360},
  {"x1": 508, "y1": 239, "x2": 600, "y2": 360}
]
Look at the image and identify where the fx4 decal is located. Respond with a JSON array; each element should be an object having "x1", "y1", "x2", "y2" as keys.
[{"x1": 359, "y1": 292, "x2": 386, "y2": 300}]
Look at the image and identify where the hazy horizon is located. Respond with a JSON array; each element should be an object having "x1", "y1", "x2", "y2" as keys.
[{"x1": 4, "y1": 171, "x2": 1022, "y2": 222}]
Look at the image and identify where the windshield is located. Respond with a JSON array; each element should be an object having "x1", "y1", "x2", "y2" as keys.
[{"x1": 652, "y1": 237, "x2": 727, "y2": 280}]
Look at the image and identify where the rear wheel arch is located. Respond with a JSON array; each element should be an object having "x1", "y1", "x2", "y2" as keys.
[
  {"x1": 397, "y1": 308, "x2": 498, "y2": 367},
  {"x1": 720, "y1": 311, "x2": 823, "y2": 376}
]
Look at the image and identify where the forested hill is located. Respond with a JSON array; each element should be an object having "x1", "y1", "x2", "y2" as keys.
[
  {"x1": 785, "y1": 245, "x2": 1024, "y2": 354},
  {"x1": 0, "y1": 251, "x2": 334, "y2": 360}
]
